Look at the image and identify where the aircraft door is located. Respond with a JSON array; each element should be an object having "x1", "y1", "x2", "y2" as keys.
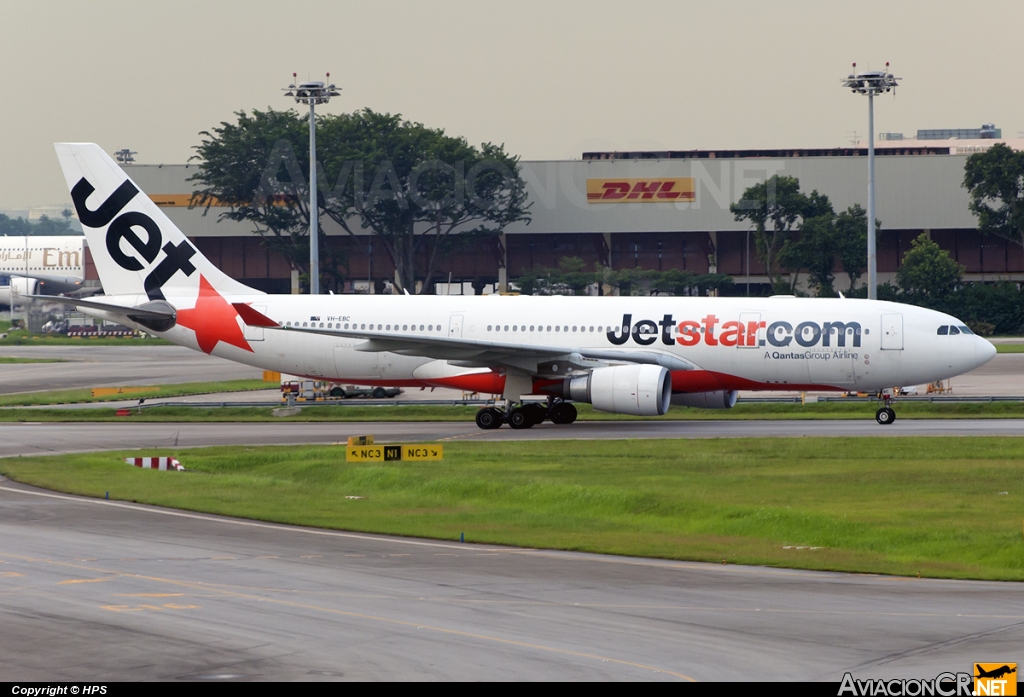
[
  {"x1": 449, "y1": 314, "x2": 464, "y2": 338},
  {"x1": 881, "y1": 314, "x2": 904, "y2": 350},
  {"x1": 243, "y1": 305, "x2": 267, "y2": 341},
  {"x1": 737, "y1": 312, "x2": 762, "y2": 348}
]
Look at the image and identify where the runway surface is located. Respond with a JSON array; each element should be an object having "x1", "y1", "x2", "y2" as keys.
[
  {"x1": 1, "y1": 479, "x2": 1021, "y2": 682},
  {"x1": 2, "y1": 419, "x2": 1024, "y2": 460}
]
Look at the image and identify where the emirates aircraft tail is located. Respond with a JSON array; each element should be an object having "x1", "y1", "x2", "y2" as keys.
[{"x1": 53, "y1": 142, "x2": 259, "y2": 299}]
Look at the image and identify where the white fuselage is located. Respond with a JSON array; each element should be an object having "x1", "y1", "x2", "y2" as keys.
[
  {"x1": 120, "y1": 293, "x2": 994, "y2": 395},
  {"x1": 0, "y1": 236, "x2": 87, "y2": 304}
]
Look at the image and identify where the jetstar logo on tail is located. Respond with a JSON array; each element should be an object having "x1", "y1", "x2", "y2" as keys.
[
  {"x1": 175, "y1": 275, "x2": 253, "y2": 355},
  {"x1": 71, "y1": 177, "x2": 197, "y2": 300},
  {"x1": 586, "y1": 178, "x2": 696, "y2": 203},
  {"x1": 606, "y1": 313, "x2": 862, "y2": 349}
]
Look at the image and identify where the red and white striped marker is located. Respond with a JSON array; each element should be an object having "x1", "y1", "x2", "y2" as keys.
[{"x1": 124, "y1": 457, "x2": 184, "y2": 471}]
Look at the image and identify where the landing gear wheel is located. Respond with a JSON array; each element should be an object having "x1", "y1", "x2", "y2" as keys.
[
  {"x1": 508, "y1": 407, "x2": 534, "y2": 429},
  {"x1": 875, "y1": 407, "x2": 896, "y2": 425},
  {"x1": 372, "y1": 387, "x2": 387, "y2": 399},
  {"x1": 523, "y1": 402, "x2": 548, "y2": 425},
  {"x1": 475, "y1": 407, "x2": 504, "y2": 430},
  {"x1": 549, "y1": 402, "x2": 578, "y2": 425}
]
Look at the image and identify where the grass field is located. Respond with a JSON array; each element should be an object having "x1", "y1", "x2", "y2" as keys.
[
  {"x1": 0, "y1": 329, "x2": 169, "y2": 346},
  {"x1": 3, "y1": 437, "x2": 1022, "y2": 580},
  {"x1": 995, "y1": 343, "x2": 1024, "y2": 353},
  {"x1": 0, "y1": 379, "x2": 270, "y2": 407},
  {"x1": 3, "y1": 400, "x2": 1024, "y2": 421}
]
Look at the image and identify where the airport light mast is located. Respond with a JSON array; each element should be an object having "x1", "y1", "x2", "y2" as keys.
[
  {"x1": 842, "y1": 63, "x2": 900, "y2": 300},
  {"x1": 284, "y1": 73, "x2": 340, "y2": 295}
]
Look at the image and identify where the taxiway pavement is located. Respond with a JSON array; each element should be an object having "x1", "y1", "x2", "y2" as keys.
[
  {"x1": 1, "y1": 419, "x2": 1023, "y2": 461},
  {"x1": 1, "y1": 480, "x2": 1020, "y2": 681}
]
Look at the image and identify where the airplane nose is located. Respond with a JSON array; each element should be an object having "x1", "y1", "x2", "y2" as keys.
[{"x1": 976, "y1": 337, "x2": 997, "y2": 367}]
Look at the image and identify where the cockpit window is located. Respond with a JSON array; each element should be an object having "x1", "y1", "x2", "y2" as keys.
[
  {"x1": 958, "y1": 325, "x2": 974, "y2": 335},
  {"x1": 948, "y1": 326, "x2": 960, "y2": 335},
  {"x1": 937, "y1": 326, "x2": 948, "y2": 335}
]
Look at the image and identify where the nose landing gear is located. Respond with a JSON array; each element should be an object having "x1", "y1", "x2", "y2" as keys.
[
  {"x1": 474, "y1": 399, "x2": 577, "y2": 429},
  {"x1": 875, "y1": 390, "x2": 897, "y2": 425}
]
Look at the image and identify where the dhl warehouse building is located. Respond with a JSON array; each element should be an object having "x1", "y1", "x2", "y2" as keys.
[{"x1": 115, "y1": 140, "x2": 1024, "y2": 295}]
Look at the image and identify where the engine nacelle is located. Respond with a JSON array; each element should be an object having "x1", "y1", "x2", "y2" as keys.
[
  {"x1": 0, "y1": 277, "x2": 38, "y2": 307},
  {"x1": 671, "y1": 390, "x2": 738, "y2": 409},
  {"x1": 564, "y1": 365, "x2": 671, "y2": 416}
]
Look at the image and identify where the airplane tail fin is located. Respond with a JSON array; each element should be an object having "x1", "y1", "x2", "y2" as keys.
[{"x1": 53, "y1": 143, "x2": 260, "y2": 299}]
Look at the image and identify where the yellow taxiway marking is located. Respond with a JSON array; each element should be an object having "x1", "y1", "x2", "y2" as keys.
[
  {"x1": 3, "y1": 551, "x2": 693, "y2": 681},
  {"x1": 59, "y1": 577, "x2": 111, "y2": 585},
  {"x1": 437, "y1": 432, "x2": 486, "y2": 442},
  {"x1": 102, "y1": 603, "x2": 200, "y2": 612},
  {"x1": 115, "y1": 593, "x2": 184, "y2": 598},
  {"x1": 1, "y1": 572, "x2": 24, "y2": 577}
]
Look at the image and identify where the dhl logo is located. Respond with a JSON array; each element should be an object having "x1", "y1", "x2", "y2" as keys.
[{"x1": 586, "y1": 178, "x2": 696, "y2": 203}]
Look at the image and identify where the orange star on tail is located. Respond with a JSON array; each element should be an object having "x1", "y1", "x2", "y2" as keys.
[{"x1": 174, "y1": 275, "x2": 254, "y2": 354}]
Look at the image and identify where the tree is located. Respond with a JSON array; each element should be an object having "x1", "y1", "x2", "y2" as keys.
[
  {"x1": 316, "y1": 110, "x2": 531, "y2": 294},
  {"x1": 778, "y1": 202, "x2": 871, "y2": 297},
  {"x1": 191, "y1": 109, "x2": 326, "y2": 288},
  {"x1": 964, "y1": 143, "x2": 1024, "y2": 252},
  {"x1": 513, "y1": 261, "x2": 732, "y2": 297},
  {"x1": 512, "y1": 257, "x2": 597, "y2": 296},
  {"x1": 780, "y1": 211, "x2": 837, "y2": 296},
  {"x1": 896, "y1": 233, "x2": 963, "y2": 304},
  {"x1": 833, "y1": 204, "x2": 869, "y2": 290},
  {"x1": 0, "y1": 213, "x2": 79, "y2": 237},
  {"x1": 0, "y1": 214, "x2": 32, "y2": 236},
  {"x1": 191, "y1": 108, "x2": 531, "y2": 294},
  {"x1": 730, "y1": 175, "x2": 808, "y2": 293}
]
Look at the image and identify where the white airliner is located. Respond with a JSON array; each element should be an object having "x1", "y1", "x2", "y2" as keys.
[
  {"x1": 43, "y1": 143, "x2": 996, "y2": 428},
  {"x1": 0, "y1": 235, "x2": 87, "y2": 306}
]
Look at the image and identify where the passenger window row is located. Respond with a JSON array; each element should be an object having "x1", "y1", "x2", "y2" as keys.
[
  {"x1": 283, "y1": 321, "x2": 442, "y2": 332},
  {"x1": 486, "y1": 325, "x2": 604, "y2": 333}
]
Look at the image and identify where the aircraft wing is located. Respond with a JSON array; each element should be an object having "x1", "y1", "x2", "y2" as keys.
[{"x1": 233, "y1": 303, "x2": 694, "y2": 375}]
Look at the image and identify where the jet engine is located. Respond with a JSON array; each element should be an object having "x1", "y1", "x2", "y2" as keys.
[
  {"x1": 671, "y1": 390, "x2": 738, "y2": 409},
  {"x1": 562, "y1": 364, "x2": 672, "y2": 416},
  {"x1": 0, "y1": 277, "x2": 38, "y2": 307}
]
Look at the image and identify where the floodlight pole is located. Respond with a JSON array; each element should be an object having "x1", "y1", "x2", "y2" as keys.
[
  {"x1": 284, "y1": 73, "x2": 340, "y2": 295},
  {"x1": 867, "y1": 89, "x2": 876, "y2": 299},
  {"x1": 842, "y1": 62, "x2": 899, "y2": 300},
  {"x1": 308, "y1": 99, "x2": 318, "y2": 295}
]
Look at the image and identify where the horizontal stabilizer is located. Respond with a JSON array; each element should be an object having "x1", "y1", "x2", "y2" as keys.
[{"x1": 23, "y1": 294, "x2": 174, "y2": 319}]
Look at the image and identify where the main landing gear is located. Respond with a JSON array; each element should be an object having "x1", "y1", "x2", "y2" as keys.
[
  {"x1": 875, "y1": 390, "x2": 897, "y2": 425},
  {"x1": 475, "y1": 399, "x2": 577, "y2": 430}
]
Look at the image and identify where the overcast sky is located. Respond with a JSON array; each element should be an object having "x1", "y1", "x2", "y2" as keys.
[{"x1": 2, "y1": 0, "x2": 1022, "y2": 208}]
